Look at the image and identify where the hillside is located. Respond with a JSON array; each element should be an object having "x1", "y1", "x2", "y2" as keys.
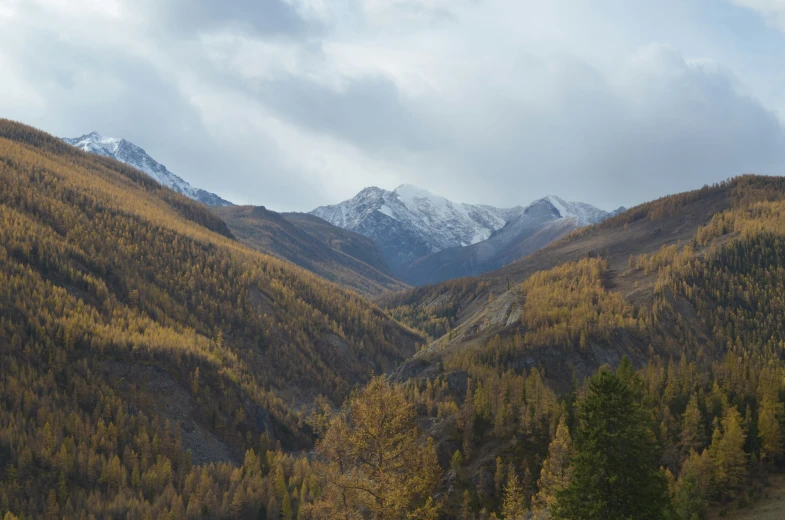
[
  {"x1": 381, "y1": 180, "x2": 733, "y2": 351},
  {"x1": 6, "y1": 118, "x2": 785, "y2": 519},
  {"x1": 0, "y1": 120, "x2": 423, "y2": 518},
  {"x1": 213, "y1": 205, "x2": 406, "y2": 297},
  {"x1": 375, "y1": 175, "x2": 785, "y2": 518}
]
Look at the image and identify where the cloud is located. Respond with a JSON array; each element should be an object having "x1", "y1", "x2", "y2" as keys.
[
  {"x1": 153, "y1": 0, "x2": 319, "y2": 38},
  {"x1": 0, "y1": 0, "x2": 784, "y2": 212},
  {"x1": 731, "y1": 0, "x2": 785, "y2": 31}
]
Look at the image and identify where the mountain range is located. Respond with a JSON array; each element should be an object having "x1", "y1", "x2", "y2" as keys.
[
  {"x1": 4, "y1": 119, "x2": 785, "y2": 518},
  {"x1": 312, "y1": 185, "x2": 625, "y2": 284},
  {"x1": 61, "y1": 131, "x2": 629, "y2": 287},
  {"x1": 63, "y1": 131, "x2": 232, "y2": 206}
]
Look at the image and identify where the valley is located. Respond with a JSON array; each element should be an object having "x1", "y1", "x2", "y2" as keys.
[{"x1": 3, "y1": 120, "x2": 785, "y2": 519}]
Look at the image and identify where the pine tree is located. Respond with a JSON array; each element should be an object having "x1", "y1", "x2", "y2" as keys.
[
  {"x1": 275, "y1": 465, "x2": 288, "y2": 501},
  {"x1": 553, "y1": 370, "x2": 668, "y2": 520},
  {"x1": 451, "y1": 450, "x2": 465, "y2": 474},
  {"x1": 501, "y1": 468, "x2": 527, "y2": 519},
  {"x1": 671, "y1": 464, "x2": 706, "y2": 520},
  {"x1": 709, "y1": 406, "x2": 747, "y2": 497},
  {"x1": 495, "y1": 457, "x2": 505, "y2": 499},
  {"x1": 310, "y1": 377, "x2": 442, "y2": 520},
  {"x1": 267, "y1": 496, "x2": 280, "y2": 520},
  {"x1": 758, "y1": 396, "x2": 783, "y2": 462},
  {"x1": 460, "y1": 489, "x2": 473, "y2": 520},
  {"x1": 533, "y1": 416, "x2": 572, "y2": 518},
  {"x1": 680, "y1": 394, "x2": 706, "y2": 456},
  {"x1": 281, "y1": 491, "x2": 293, "y2": 520}
]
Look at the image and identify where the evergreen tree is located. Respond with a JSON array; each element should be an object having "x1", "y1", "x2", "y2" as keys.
[
  {"x1": 451, "y1": 450, "x2": 465, "y2": 474},
  {"x1": 533, "y1": 416, "x2": 572, "y2": 518},
  {"x1": 501, "y1": 468, "x2": 527, "y2": 520},
  {"x1": 460, "y1": 489, "x2": 473, "y2": 520},
  {"x1": 309, "y1": 377, "x2": 442, "y2": 520},
  {"x1": 758, "y1": 396, "x2": 783, "y2": 462},
  {"x1": 709, "y1": 407, "x2": 747, "y2": 497},
  {"x1": 554, "y1": 370, "x2": 669, "y2": 520},
  {"x1": 281, "y1": 491, "x2": 293, "y2": 520},
  {"x1": 680, "y1": 394, "x2": 706, "y2": 456},
  {"x1": 670, "y1": 465, "x2": 706, "y2": 520}
]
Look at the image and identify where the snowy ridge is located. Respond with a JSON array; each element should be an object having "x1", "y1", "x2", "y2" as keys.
[
  {"x1": 311, "y1": 185, "x2": 620, "y2": 281},
  {"x1": 312, "y1": 184, "x2": 515, "y2": 253},
  {"x1": 62, "y1": 132, "x2": 232, "y2": 207},
  {"x1": 540, "y1": 195, "x2": 610, "y2": 226}
]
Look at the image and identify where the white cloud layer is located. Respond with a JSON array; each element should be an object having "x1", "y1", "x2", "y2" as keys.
[{"x1": 0, "y1": 0, "x2": 784, "y2": 211}]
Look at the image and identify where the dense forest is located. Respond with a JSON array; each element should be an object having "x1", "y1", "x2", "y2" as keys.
[
  {"x1": 0, "y1": 120, "x2": 424, "y2": 518},
  {"x1": 4, "y1": 118, "x2": 785, "y2": 519}
]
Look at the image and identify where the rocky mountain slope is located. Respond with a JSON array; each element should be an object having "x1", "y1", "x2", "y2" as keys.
[
  {"x1": 312, "y1": 186, "x2": 622, "y2": 284},
  {"x1": 404, "y1": 196, "x2": 625, "y2": 284},
  {"x1": 311, "y1": 185, "x2": 520, "y2": 276},
  {"x1": 63, "y1": 131, "x2": 232, "y2": 206},
  {"x1": 213, "y1": 205, "x2": 407, "y2": 297}
]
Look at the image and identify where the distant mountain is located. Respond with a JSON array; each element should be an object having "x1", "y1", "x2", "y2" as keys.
[
  {"x1": 213, "y1": 205, "x2": 407, "y2": 297},
  {"x1": 63, "y1": 132, "x2": 232, "y2": 206},
  {"x1": 404, "y1": 196, "x2": 626, "y2": 284},
  {"x1": 311, "y1": 185, "x2": 522, "y2": 276},
  {"x1": 311, "y1": 186, "x2": 621, "y2": 284}
]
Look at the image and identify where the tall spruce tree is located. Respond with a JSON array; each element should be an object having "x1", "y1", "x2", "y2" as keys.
[{"x1": 553, "y1": 369, "x2": 669, "y2": 520}]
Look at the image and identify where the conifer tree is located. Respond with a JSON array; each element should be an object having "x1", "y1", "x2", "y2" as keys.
[
  {"x1": 451, "y1": 450, "x2": 465, "y2": 474},
  {"x1": 501, "y1": 468, "x2": 527, "y2": 519},
  {"x1": 671, "y1": 464, "x2": 706, "y2": 520},
  {"x1": 533, "y1": 415, "x2": 572, "y2": 518},
  {"x1": 758, "y1": 396, "x2": 783, "y2": 462},
  {"x1": 554, "y1": 370, "x2": 668, "y2": 520},
  {"x1": 309, "y1": 377, "x2": 441, "y2": 520},
  {"x1": 495, "y1": 457, "x2": 505, "y2": 499},
  {"x1": 709, "y1": 407, "x2": 747, "y2": 497},
  {"x1": 281, "y1": 491, "x2": 293, "y2": 520},
  {"x1": 460, "y1": 489, "x2": 473, "y2": 520},
  {"x1": 680, "y1": 394, "x2": 706, "y2": 456}
]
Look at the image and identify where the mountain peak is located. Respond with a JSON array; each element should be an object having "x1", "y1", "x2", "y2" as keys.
[{"x1": 63, "y1": 132, "x2": 232, "y2": 207}]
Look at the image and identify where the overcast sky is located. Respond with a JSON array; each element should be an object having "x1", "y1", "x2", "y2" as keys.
[{"x1": 1, "y1": 0, "x2": 785, "y2": 212}]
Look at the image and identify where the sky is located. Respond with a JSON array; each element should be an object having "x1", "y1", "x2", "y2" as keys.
[{"x1": 1, "y1": 0, "x2": 785, "y2": 212}]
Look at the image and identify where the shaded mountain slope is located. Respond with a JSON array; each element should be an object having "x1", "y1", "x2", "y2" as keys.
[
  {"x1": 403, "y1": 200, "x2": 588, "y2": 285},
  {"x1": 213, "y1": 205, "x2": 407, "y2": 297},
  {"x1": 311, "y1": 185, "x2": 522, "y2": 276},
  {"x1": 282, "y1": 212, "x2": 393, "y2": 275},
  {"x1": 0, "y1": 119, "x2": 423, "y2": 459}
]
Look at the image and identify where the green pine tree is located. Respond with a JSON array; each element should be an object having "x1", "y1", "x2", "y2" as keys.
[{"x1": 553, "y1": 370, "x2": 669, "y2": 520}]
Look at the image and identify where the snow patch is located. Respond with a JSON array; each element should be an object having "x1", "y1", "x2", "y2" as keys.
[{"x1": 62, "y1": 132, "x2": 232, "y2": 206}]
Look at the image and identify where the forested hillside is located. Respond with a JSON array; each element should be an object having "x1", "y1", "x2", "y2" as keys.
[
  {"x1": 378, "y1": 175, "x2": 785, "y2": 518},
  {"x1": 0, "y1": 120, "x2": 423, "y2": 518},
  {"x1": 214, "y1": 205, "x2": 406, "y2": 297},
  {"x1": 5, "y1": 117, "x2": 785, "y2": 520}
]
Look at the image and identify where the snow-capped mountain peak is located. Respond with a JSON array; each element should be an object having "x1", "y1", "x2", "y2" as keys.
[
  {"x1": 540, "y1": 195, "x2": 609, "y2": 225},
  {"x1": 62, "y1": 132, "x2": 232, "y2": 207},
  {"x1": 311, "y1": 185, "x2": 516, "y2": 274},
  {"x1": 311, "y1": 185, "x2": 618, "y2": 279}
]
